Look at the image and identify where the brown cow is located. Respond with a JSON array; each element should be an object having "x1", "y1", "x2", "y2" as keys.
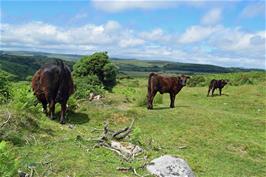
[
  {"x1": 207, "y1": 79, "x2": 228, "y2": 97},
  {"x1": 32, "y1": 60, "x2": 74, "y2": 124},
  {"x1": 147, "y1": 73, "x2": 190, "y2": 109}
]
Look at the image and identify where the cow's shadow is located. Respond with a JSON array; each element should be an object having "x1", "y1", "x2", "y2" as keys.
[
  {"x1": 153, "y1": 107, "x2": 170, "y2": 110},
  {"x1": 53, "y1": 111, "x2": 90, "y2": 124},
  {"x1": 67, "y1": 112, "x2": 90, "y2": 124},
  {"x1": 208, "y1": 93, "x2": 229, "y2": 97},
  {"x1": 153, "y1": 105, "x2": 190, "y2": 110}
]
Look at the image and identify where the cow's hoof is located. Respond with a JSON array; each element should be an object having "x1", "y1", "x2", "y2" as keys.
[{"x1": 49, "y1": 115, "x2": 56, "y2": 120}]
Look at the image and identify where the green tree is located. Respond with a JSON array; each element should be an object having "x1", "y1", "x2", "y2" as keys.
[{"x1": 73, "y1": 52, "x2": 118, "y2": 90}]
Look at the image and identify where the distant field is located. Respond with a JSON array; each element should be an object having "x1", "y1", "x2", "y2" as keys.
[
  {"x1": 1, "y1": 71, "x2": 265, "y2": 177},
  {"x1": 1, "y1": 51, "x2": 264, "y2": 81}
]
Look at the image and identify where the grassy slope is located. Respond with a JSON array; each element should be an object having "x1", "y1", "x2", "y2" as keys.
[{"x1": 1, "y1": 76, "x2": 264, "y2": 177}]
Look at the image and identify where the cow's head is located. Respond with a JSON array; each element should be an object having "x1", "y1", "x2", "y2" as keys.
[
  {"x1": 221, "y1": 79, "x2": 229, "y2": 86},
  {"x1": 178, "y1": 75, "x2": 190, "y2": 86}
]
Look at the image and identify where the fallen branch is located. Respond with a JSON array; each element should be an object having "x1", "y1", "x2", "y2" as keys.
[
  {"x1": 112, "y1": 119, "x2": 135, "y2": 140},
  {"x1": 102, "y1": 143, "x2": 129, "y2": 160},
  {"x1": 92, "y1": 119, "x2": 143, "y2": 161}
]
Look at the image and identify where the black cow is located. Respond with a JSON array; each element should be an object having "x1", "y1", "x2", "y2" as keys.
[
  {"x1": 207, "y1": 79, "x2": 228, "y2": 97},
  {"x1": 32, "y1": 60, "x2": 74, "y2": 124}
]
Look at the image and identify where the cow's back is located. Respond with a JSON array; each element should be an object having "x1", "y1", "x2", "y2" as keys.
[
  {"x1": 32, "y1": 62, "x2": 74, "y2": 103},
  {"x1": 41, "y1": 65, "x2": 61, "y2": 91},
  {"x1": 150, "y1": 75, "x2": 177, "y2": 93}
]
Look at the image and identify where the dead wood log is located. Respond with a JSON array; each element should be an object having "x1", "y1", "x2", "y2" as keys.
[
  {"x1": 112, "y1": 119, "x2": 135, "y2": 140},
  {"x1": 93, "y1": 119, "x2": 143, "y2": 161}
]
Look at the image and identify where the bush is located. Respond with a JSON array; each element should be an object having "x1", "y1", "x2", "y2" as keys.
[
  {"x1": 67, "y1": 96, "x2": 78, "y2": 111},
  {"x1": 0, "y1": 75, "x2": 12, "y2": 104},
  {"x1": 73, "y1": 75, "x2": 104, "y2": 99},
  {"x1": 0, "y1": 141, "x2": 19, "y2": 177},
  {"x1": 73, "y1": 52, "x2": 118, "y2": 91},
  {"x1": 135, "y1": 92, "x2": 163, "y2": 107},
  {"x1": 235, "y1": 75, "x2": 254, "y2": 85},
  {"x1": 135, "y1": 92, "x2": 147, "y2": 107},
  {"x1": 11, "y1": 82, "x2": 38, "y2": 111},
  {"x1": 187, "y1": 75, "x2": 206, "y2": 87},
  {"x1": 102, "y1": 62, "x2": 118, "y2": 90}
]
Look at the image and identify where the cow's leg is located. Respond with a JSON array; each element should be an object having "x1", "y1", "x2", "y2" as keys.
[
  {"x1": 60, "y1": 101, "x2": 67, "y2": 124},
  {"x1": 48, "y1": 100, "x2": 56, "y2": 120},
  {"x1": 207, "y1": 87, "x2": 211, "y2": 97},
  {"x1": 147, "y1": 91, "x2": 157, "y2": 109},
  {"x1": 219, "y1": 88, "x2": 222, "y2": 96},
  {"x1": 211, "y1": 88, "x2": 215, "y2": 96},
  {"x1": 41, "y1": 101, "x2": 48, "y2": 115},
  {"x1": 170, "y1": 93, "x2": 176, "y2": 108}
]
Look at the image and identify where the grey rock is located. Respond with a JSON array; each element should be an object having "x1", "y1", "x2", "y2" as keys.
[{"x1": 146, "y1": 155, "x2": 195, "y2": 177}]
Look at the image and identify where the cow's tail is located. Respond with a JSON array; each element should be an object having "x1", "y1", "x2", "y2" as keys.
[
  {"x1": 56, "y1": 60, "x2": 67, "y2": 102},
  {"x1": 148, "y1": 73, "x2": 156, "y2": 94}
]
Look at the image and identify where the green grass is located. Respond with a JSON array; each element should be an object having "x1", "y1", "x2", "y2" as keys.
[{"x1": 1, "y1": 75, "x2": 266, "y2": 177}]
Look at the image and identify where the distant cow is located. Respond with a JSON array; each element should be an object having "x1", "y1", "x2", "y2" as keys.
[
  {"x1": 32, "y1": 60, "x2": 74, "y2": 124},
  {"x1": 147, "y1": 73, "x2": 190, "y2": 109},
  {"x1": 207, "y1": 79, "x2": 228, "y2": 97}
]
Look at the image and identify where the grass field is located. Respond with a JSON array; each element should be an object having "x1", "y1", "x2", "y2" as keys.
[{"x1": 1, "y1": 74, "x2": 266, "y2": 177}]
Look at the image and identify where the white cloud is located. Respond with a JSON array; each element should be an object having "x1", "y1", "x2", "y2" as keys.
[
  {"x1": 201, "y1": 8, "x2": 222, "y2": 25},
  {"x1": 1, "y1": 21, "x2": 265, "y2": 69},
  {"x1": 208, "y1": 27, "x2": 265, "y2": 53},
  {"x1": 104, "y1": 20, "x2": 121, "y2": 32},
  {"x1": 140, "y1": 28, "x2": 171, "y2": 42},
  {"x1": 240, "y1": 2, "x2": 265, "y2": 18},
  {"x1": 119, "y1": 38, "x2": 145, "y2": 48},
  {"x1": 178, "y1": 25, "x2": 221, "y2": 44},
  {"x1": 91, "y1": 0, "x2": 177, "y2": 12}
]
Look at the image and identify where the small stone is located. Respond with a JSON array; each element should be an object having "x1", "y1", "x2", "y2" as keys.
[{"x1": 68, "y1": 124, "x2": 75, "y2": 129}]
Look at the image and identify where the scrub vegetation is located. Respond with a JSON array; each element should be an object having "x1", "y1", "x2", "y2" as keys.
[{"x1": 0, "y1": 53, "x2": 265, "y2": 177}]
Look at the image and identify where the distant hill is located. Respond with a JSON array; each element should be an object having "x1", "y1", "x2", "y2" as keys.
[
  {"x1": 0, "y1": 50, "x2": 264, "y2": 80},
  {"x1": 111, "y1": 58, "x2": 264, "y2": 75},
  {"x1": 1, "y1": 50, "x2": 81, "y2": 61},
  {"x1": 0, "y1": 51, "x2": 74, "y2": 80}
]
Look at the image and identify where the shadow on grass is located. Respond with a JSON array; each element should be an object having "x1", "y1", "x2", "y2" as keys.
[
  {"x1": 53, "y1": 111, "x2": 90, "y2": 124},
  {"x1": 208, "y1": 93, "x2": 229, "y2": 97},
  {"x1": 67, "y1": 112, "x2": 90, "y2": 124},
  {"x1": 152, "y1": 105, "x2": 190, "y2": 110},
  {"x1": 153, "y1": 107, "x2": 170, "y2": 110}
]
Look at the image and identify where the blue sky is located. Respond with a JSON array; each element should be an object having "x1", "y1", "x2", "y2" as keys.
[{"x1": 1, "y1": 0, "x2": 265, "y2": 68}]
